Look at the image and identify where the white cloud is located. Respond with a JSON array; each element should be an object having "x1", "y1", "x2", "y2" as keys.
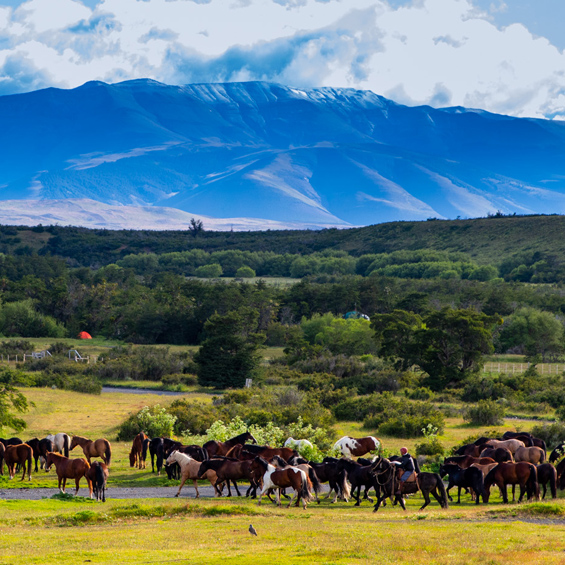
[{"x1": 0, "y1": 0, "x2": 565, "y2": 118}]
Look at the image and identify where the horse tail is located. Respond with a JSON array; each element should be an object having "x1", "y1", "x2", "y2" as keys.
[
  {"x1": 539, "y1": 449, "x2": 546, "y2": 464},
  {"x1": 200, "y1": 447, "x2": 209, "y2": 462},
  {"x1": 550, "y1": 467, "x2": 557, "y2": 499},
  {"x1": 434, "y1": 473, "x2": 449, "y2": 509},
  {"x1": 528, "y1": 464, "x2": 539, "y2": 501},
  {"x1": 340, "y1": 469, "x2": 351, "y2": 501},
  {"x1": 63, "y1": 435, "x2": 69, "y2": 458},
  {"x1": 27, "y1": 447, "x2": 32, "y2": 478},
  {"x1": 308, "y1": 467, "x2": 322, "y2": 495},
  {"x1": 298, "y1": 469, "x2": 311, "y2": 502},
  {"x1": 105, "y1": 442, "x2": 112, "y2": 466}
]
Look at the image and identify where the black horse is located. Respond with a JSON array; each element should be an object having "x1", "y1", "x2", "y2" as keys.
[
  {"x1": 370, "y1": 456, "x2": 449, "y2": 512},
  {"x1": 0, "y1": 437, "x2": 23, "y2": 448},
  {"x1": 292, "y1": 457, "x2": 350, "y2": 503},
  {"x1": 438, "y1": 463, "x2": 485, "y2": 504},
  {"x1": 149, "y1": 437, "x2": 165, "y2": 475},
  {"x1": 537, "y1": 463, "x2": 557, "y2": 499},
  {"x1": 337, "y1": 459, "x2": 380, "y2": 506},
  {"x1": 27, "y1": 438, "x2": 54, "y2": 473},
  {"x1": 549, "y1": 442, "x2": 565, "y2": 464}
]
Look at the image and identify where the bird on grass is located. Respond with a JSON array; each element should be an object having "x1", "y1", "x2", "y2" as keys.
[{"x1": 249, "y1": 524, "x2": 258, "y2": 536}]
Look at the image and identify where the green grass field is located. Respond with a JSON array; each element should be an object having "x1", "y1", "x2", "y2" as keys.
[{"x1": 1, "y1": 497, "x2": 565, "y2": 564}]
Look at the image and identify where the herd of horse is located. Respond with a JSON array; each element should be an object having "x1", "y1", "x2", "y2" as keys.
[
  {"x1": 125, "y1": 430, "x2": 565, "y2": 510},
  {"x1": 2, "y1": 429, "x2": 565, "y2": 510},
  {"x1": 0, "y1": 433, "x2": 111, "y2": 501}
]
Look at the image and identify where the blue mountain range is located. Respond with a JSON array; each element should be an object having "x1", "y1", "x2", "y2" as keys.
[{"x1": 2, "y1": 79, "x2": 565, "y2": 227}]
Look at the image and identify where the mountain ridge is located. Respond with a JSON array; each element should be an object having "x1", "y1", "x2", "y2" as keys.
[{"x1": 2, "y1": 79, "x2": 565, "y2": 228}]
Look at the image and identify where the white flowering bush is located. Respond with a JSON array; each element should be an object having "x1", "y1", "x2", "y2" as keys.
[{"x1": 181, "y1": 415, "x2": 333, "y2": 459}]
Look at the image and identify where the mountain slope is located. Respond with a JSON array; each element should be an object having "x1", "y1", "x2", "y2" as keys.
[{"x1": 2, "y1": 79, "x2": 565, "y2": 227}]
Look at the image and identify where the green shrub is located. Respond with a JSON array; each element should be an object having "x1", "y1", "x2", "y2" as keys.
[
  {"x1": 530, "y1": 422, "x2": 565, "y2": 449},
  {"x1": 235, "y1": 266, "x2": 256, "y2": 278},
  {"x1": 168, "y1": 400, "x2": 218, "y2": 435},
  {"x1": 195, "y1": 263, "x2": 223, "y2": 278},
  {"x1": 371, "y1": 412, "x2": 445, "y2": 438},
  {"x1": 463, "y1": 400, "x2": 505, "y2": 426},
  {"x1": 161, "y1": 373, "x2": 197, "y2": 387},
  {"x1": 116, "y1": 405, "x2": 177, "y2": 441},
  {"x1": 415, "y1": 424, "x2": 445, "y2": 456},
  {"x1": 461, "y1": 376, "x2": 511, "y2": 402},
  {"x1": 406, "y1": 387, "x2": 435, "y2": 401}
]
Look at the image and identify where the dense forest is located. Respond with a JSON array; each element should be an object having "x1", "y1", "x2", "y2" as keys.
[{"x1": 0, "y1": 215, "x2": 565, "y2": 348}]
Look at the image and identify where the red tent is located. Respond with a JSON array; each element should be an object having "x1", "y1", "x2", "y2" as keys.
[{"x1": 78, "y1": 331, "x2": 92, "y2": 339}]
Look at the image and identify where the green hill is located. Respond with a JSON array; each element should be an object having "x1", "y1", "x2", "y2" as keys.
[{"x1": 1, "y1": 214, "x2": 563, "y2": 269}]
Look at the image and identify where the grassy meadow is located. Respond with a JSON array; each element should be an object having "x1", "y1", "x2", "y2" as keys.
[
  {"x1": 1, "y1": 384, "x2": 565, "y2": 563},
  {"x1": 1, "y1": 495, "x2": 565, "y2": 564}
]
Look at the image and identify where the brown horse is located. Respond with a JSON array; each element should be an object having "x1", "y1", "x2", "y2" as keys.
[
  {"x1": 250, "y1": 456, "x2": 312, "y2": 508},
  {"x1": 129, "y1": 432, "x2": 148, "y2": 469},
  {"x1": 198, "y1": 456, "x2": 258, "y2": 498},
  {"x1": 443, "y1": 456, "x2": 495, "y2": 469},
  {"x1": 333, "y1": 436, "x2": 380, "y2": 458},
  {"x1": 70, "y1": 435, "x2": 112, "y2": 466},
  {"x1": 483, "y1": 462, "x2": 539, "y2": 503},
  {"x1": 203, "y1": 432, "x2": 257, "y2": 458},
  {"x1": 514, "y1": 446, "x2": 545, "y2": 465},
  {"x1": 5, "y1": 443, "x2": 33, "y2": 481},
  {"x1": 232, "y1": 445, "x2": 297, "y2": 462},
  {"x1": 85, "y1": 461, "x2": 109, "y2": 502},
  {"x1": 454, "y1": 443, "x2": 482, "y2": 457},
  {"x1": 0, "y1": 442, "x2": 4, "y2": 475},
  {"x1": 45, "y1": 452, "x2": 92, "y2": 496},
  {"x1": 479, "y1": 447, "x2": 514, "y2": 463}
]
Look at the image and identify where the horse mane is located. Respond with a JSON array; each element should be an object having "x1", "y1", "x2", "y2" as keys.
[
  {"x1": 240, "y1": 444, "x2": 267, "y2": 454},
  {"x1": 271, "y1": 455, "x2": 288, "y2": 467},
  {"x1": 483, "y1": 464, "x2": 498, "y2": 487}
]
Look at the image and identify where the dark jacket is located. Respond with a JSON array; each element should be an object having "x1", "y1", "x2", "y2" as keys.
[{"x1": 398, "y1": 453, "x2": 415, "y2": 473}]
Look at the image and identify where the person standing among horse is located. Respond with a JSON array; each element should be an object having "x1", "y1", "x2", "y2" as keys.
[{"x1": 394, "y1": 447, "x2": 416, "y2": 497}]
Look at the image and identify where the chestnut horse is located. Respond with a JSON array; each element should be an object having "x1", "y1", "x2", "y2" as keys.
[
  {"x1": 443, "y1": 456, "x2": 495, "y2": 469},
  {"x1": 0, "y1": 442, "x2": 4, "y2": 475},
  {"x1": 483, "y1": 462, "x2": 539, "y2": 503},
  {"x1": 250, "y1": 456, "x2": 312, "y2": 509},
  {"x1": 229, "y1": 444, "x2": 297, "y2": 462},
  {"x1": 203, "y1": 432, "x2": 257, "y2": 458},
  {"x1": 70, "y1": 435, "x2": 112, "y2": 466},
  {"x1": 129, "y1": 432, "x2": 148, "y2": 469},
  {"x1": 5, "y1": 443, "x2": 33, "y2": 481},
  {"x1": 197, "y1": 456, "x2": 257, "y2": 498},
  {"x1": 45, "y1": 452, "x2": 92, "y2": 496},
  {"x1": 86, "y1": 461, "x2": 109, "y2": 502},
  {"x1": 333, "y1": 436, "x2": 380, "y2": 458}
]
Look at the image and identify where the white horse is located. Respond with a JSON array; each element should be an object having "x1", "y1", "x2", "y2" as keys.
[
  {"x1": 46, "y1": 433, "x2": 70, "y2": 457},
  {"x1": 165, "y1": 451, "x2": 223, "y2": 498},
  {"x1": 284, "y1": 438, "x2": 314, "y2": 453},
  {"x1": 333, "y1": 436, "x2": 380, "y2": 458}
]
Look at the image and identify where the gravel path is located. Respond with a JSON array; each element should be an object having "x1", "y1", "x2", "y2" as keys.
[{"x1": 0, "y1": 485, "x2": 219, "y2": 500}]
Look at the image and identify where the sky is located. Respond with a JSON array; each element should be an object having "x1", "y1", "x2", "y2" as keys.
[{"x1": 1, "y1": 0, "x2": 564, "y2": 119}]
